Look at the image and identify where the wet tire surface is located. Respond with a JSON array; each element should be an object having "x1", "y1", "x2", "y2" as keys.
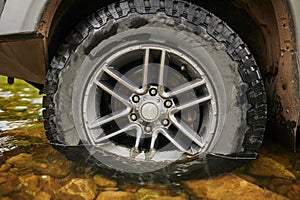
[{"x1": 43, "y1": 0, "x2": 267, "y2": 179}]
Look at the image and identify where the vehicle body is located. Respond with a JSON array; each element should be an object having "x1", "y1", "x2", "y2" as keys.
[{"x1": 0, "y1": 0, "x2": 299, "y2": 176}]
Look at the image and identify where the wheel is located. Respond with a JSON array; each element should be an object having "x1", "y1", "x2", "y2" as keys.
[{"x1": 43, "y1": 0, "x2": 267, "y2": 178}]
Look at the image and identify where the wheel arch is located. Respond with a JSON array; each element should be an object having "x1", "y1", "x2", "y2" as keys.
[{"x1": 44, "y1": 0, "x2": 300, "y2": 149}]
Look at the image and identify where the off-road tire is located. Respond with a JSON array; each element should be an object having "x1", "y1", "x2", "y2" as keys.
[{"x1": 43, "y1": 0, "x2": 267, "y2": 179}]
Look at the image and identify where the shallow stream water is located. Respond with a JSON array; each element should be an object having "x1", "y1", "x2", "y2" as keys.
[{"x1": 0, "y1": 76, "x2": 299, "y2": 200}]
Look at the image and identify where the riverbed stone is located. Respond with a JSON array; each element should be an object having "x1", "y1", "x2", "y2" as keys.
[
  {"x1": 93, "y1": 174, "x2": 117, "y2": 188},
  {"x1": 34, "y1": 191, "x2": 52, "y2": 200},
  {"x1": 276, "y1": 185, "x2": 290, "y2": 196},
  {"x1": 0, "y1": 172, "x2": 18, "y2": 196},
  {"x1": 0, "y1": 197, "x2": 12, "y2": 200},
  {"x1": 6, "y1": 153, "x2": 34, "y2": 169},
  {"x1": 39, "y1": 175, "x2": 65, "y2": 193},
  {"x1": 96, "y1": 191, "x2": 135, "y2": 200},
  {"x1": 133, "y1": 187, "x2": 186, "y2": 200},
  {"x1": 295, "y1": 160, "x2": 300, "y2": 171},
  {"x1": 234, "y1": 172, "x2": 258, "y2": 185},
  {"x1": 0, "y1": 176, "x2": 6, "y2": 184},
  {"x1": 183, "y1": 173, "x2": 288, "y2": 200},
  {"x1": 18, "y1": 174, "x2": 40, "y2": 195},
  {"x1": 272, "y1": 178, "x2": 293, "y2": 186},
  {"x1": 135, "y1": 188, "x2": 162, "y2": 199},
  {"x1": 247, "y1": 156, "x2": 296, "y2": 180},
  {"x1": 57, "y1": 178, "x2": 97, "y2": 200},
  {"x1": 0, "y1": 163, "x2": 12, "y2": 172},
  {"x1": 34, "y1": 160, "x2": 72, "y2": 178},
  {"x1": 119, "y1": 182, "x2": 140, "y2": 193},
  {"x1": 287, "y1": 184, "x2": 300, "y2": 200},
  {"x1": 5, "y1": 150, "x2": 72, "y2": 178},
  {"x1": 158, "y1": 196, "x2": 187, "y2": 200},
  {"x1": 32, "y1": 146, "x2": 73, "y2": 178}
]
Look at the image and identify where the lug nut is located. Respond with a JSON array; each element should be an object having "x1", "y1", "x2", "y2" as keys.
[
  {"x1": 162, "y1": 119, "x2": 170, "y2": 126},
  {"x1": 130, "y1": 114, "x2": 137, "y2": 121},
  {"x1": 181, "y1": 65, "x2": 186, "y2": 71},
  {"x1": 145, "y1": 126, "x2": 152, "y2": 133},
  {"x1": 132, "y1": 95, "x2": 140, "y2": 103},
  {"x1": 149, "y1": 88, "x2": 158, "y2": 96},
  {"x1": 164, "y1": 100, "x2": 173, "y2": 108}
]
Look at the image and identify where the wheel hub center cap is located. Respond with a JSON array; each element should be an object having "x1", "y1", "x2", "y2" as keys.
[{"x1": 140, "y1": 102, "x2": 159, "y2": 122}]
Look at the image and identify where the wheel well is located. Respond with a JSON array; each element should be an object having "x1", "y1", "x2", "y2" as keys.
[
  {"x1": 46, "y1": 0, "x2": 299, "y2": 149},
  {"x1": 46, "y1": 0, "x2": 112, "y2": 61},
  {"x1": 47, "y1": 0, "x2": 272, "y2": 74}
]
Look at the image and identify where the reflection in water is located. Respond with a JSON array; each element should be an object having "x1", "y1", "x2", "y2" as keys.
[
  {"x1": 0, "y1": 120, "x2": 33, "y2": 132},
  {"x1": 0, "y1": 136, "x2": 17, "y2": 155},
  {"x1": 0, "y1": 91, "x2": 14, "y2": 98}
]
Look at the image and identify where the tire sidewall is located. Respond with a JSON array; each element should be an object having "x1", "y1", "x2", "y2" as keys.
[{"x1": 52, "y1": 12, "x2": 251, "y2": 174}]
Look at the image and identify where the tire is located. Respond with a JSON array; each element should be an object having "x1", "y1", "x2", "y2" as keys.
[{"x1": 43, "y1": 0, "x2": 267, "y2": 179}]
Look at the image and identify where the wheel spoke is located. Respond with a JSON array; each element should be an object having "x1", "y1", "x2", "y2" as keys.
[
  {"x1": 158, "y1": 50, "x2": 168, "y2": 94},
  {"x1": 150, "y1": 128, "x2": 196, "y2": 156},
  {"x1": 94, "y1": 80, "x2": 130, "y2": 106},
  {"x1": 89, "y1": 108, "x2": 130, "y2": 129},
  {"x1": 142, "y1": 48, "x2": 150, "y2": 89},
  {"x1": 162, "y1": 78, "x2": 206, "y2": 98},
  {"x1": 150, "y1": 130, "x2": 159, "y2": 150},
  {"x1": 159, "y1": 50, "x2": 166, "y2": 86},
  {"x1": 136, "y1": 48, "x2": 152, "y2": 94},
  {"x1": 104, "y1": 66, "x2": 139, "y2": 93},
  {"x1": 128, "y1": 124, "x2": 143, "y2": 158},
  {"x1": 94, "y1": 123, "x2": 139, "y2": 143},
  {"x1": 146, "y1": 130, "x2": 159, "y2": 160},
  {"x1": 172, "y1": 95, "x2": 212, "y2": 113},
  {"x1": 169, "y1": 115, "x2": 204, "y2": 148},
  {"x1": 134, "y1": 125, "x2": 143, "y2": 148},
  {"x1": 159, "y1": 129, "x2": 189, "y2": 153}
]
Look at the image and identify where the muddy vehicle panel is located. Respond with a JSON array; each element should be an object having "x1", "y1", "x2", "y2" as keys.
[{"x1": 0, "y1": 0, "x2": 299, "y2": 178}]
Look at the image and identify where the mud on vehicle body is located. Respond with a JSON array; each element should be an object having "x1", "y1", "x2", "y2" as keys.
[{"x1": 0, "y1": 0, "x2": 299, "y2": 178}]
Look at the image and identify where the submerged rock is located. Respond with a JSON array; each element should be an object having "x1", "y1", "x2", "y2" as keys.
[
  {"x1": 93, "y1": 174, "x2": 117, "y2": 188},
  {"x1": 0, "y1": 163, "x2": 12, "y2": 172},
  {"x1": 134, "y1": 187, "x2": 186, "y2": 200},
  {"x1": 96, "y1": 191, "x2": 135, "y2": 200},
  {"x1": 157, "y1": 197, "x2": 187, "y2": 200},
  {"x1": 183, "y1": 173, "x2": 288, "y2": 200},
  {"x1": 247, "y1": 156, "x2": 296, "y2": 180},
  {"x1": 295, "y1": 160, "x2": 300, "y2": 171},
  {"x1": 57, "y1": 178, "x2": 97, "y2": 200},
  {"x1": 18, "y1": 174, "x2": 40, "y2": 195},
  {"x1": 14, "y1": 174, "x2": 55, "y2": 199},
  {"x1": 0, "y1": 197, "x2": 12, "y2": 200},
  {"x1": 34, "y1": 191, "x2": 52, "y2": 200},
  {"x1": 287, "y1": 184, "x2": 300, "y2": 200},
  {"x1": 0, "y1": 172, "x2": 18, "y2": 196},
  {"x1": 135, "y1": 188, "x2": 162, "y2": 199},
  {"x1": 5, "y1": 149, "x2": 73, "y2": 178},
  {"x1": 6, "y1": 153, "x2": 34, "y2": 169}
]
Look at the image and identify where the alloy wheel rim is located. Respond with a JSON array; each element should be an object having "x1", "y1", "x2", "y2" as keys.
[{"x1": 82, "y1": 45, "x2": 218, "y2": 162}]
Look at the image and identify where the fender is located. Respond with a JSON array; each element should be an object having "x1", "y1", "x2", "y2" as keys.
[
  {"x1": 284, "y1": 0, "x2": 300, "y2": 150},
  {"x1": 289, "y1": 1, "x2": 300, "y2": 56},
  {"x1": 0, "y1": 0, "x2": 48, "y2": 34},
  {"x1": 0, "y1": 0, "x2": 59, "y2": 84}
]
